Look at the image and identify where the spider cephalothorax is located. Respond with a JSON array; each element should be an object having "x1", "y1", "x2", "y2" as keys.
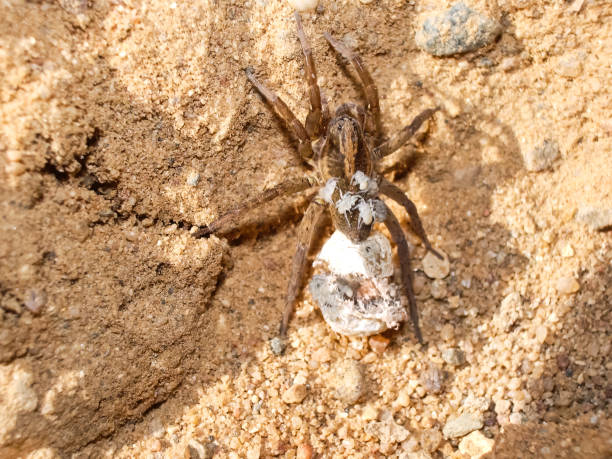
[{"x1": 195, "y1": 12, "x2": 442, "y2": 344}]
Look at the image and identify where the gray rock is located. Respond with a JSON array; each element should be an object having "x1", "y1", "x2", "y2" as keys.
[
  {"x1": 576, "y1": 206, "x2": 612, "y2": 231},
  {"x1": 442, "y1": 348, "x2": 466, "y2": 366},
  {"x1": 523, "y1": 139, "x2": 560, "y2": 172},
  {"x1": 416, "y1": 3, "x2": 502, "y2": 56},
  {"x1": 420, "y1": 364, "x2": 445, "y2": 394},
  {"x1": 269, "y1": 337, "x2": 286, "y2": 356},
  {"x1": 332, "y1": 359, "x2": 366, "y2": 404},
  {"x1": 443, "y1": 413, "x2": 483, "y2": 438}
]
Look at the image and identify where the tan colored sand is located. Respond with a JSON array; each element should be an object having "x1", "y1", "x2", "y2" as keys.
[{"x1": 0, "y1": 0, "x2": 610, "y2": 457}]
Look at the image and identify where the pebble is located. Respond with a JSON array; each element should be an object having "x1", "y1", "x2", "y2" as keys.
[
  {"x1": 442, "y1": 413, "x2": 483, "y2": 438},
  {"x1": 535, "y1": 325, "x2": 548, "y2": 344},
  {"x1": 495, "y1": 399, "x2": 511, "y2": 415},
  {"x1": 492, "y1": 292, "x2": 523, "y2": 332},
  {"x1": 422, "y1": 250, "x2": 450, "y2": 279},
  {"x1": 509, "y1": 412, "x2": 523, "y2": 424},
  {"x1": 556, "y1": 55, "x2": 583, "y2": 78},
  {"x1": 186, "y1": 171, "x2": 200, "y2": 187},
  {"x1": 150, "y1": 439, "x2": 162, "y2": 452},
  {"x1": 311, "y1": 347, "x2": 331, "y2": 363},
  {"x1": 458, "y1": 431, "x2": 494, "y2": 458},
  {"x1": 442, "y1": 348, "x2": 466, "y2": 366},
  {"x1": 430, "y1": 279, "x2": 448, "y2": 299},
  {"x1": 296, "y1": 443, "x2": 313, "y2": 459},
  {"x1": 440, "y1": 323, "x2": 455, "y2": 341},
  {"x1": 560, "y1": 243, "x2": 574, "y2": 257},
  {"x1": 420, "y1": 428, "x2": 443, "y2": 453},
  {"x1": 523, "y1": 139, "x2": 560, "y2": 172},
  {"x1": 332, "y1": 359, "x2": 366, "y2": 404},
  {"x1": 365, "y1": 411, "x2": 410, "y2": 445},
  {"x1": 420, "y1": 364, "x2": 445, "y2": 394},
  {"x1": 369, "y1": 335, "x2": 390, "y2": 354},
  {"x1": 270, "y1": 337, "x2": 286, "y2": 356},
  {"x1": 575, "y1": 206, "x2": 612, "y2": 231},
  {"x1": 415, "y1": 3, "x2": 502, "y2": 56},
  {"x1": 499, "y1": 56, "x2": 519, "y2": 71},
  {"x1": 287, "y1": 0, "x2": 318, "y2": 12},
  {"x1": 22, "y1": 289, "x2": 46, "y2": 314},
  {"x1": 555, "y1": 276, "x2": 580, "y2": 295},
  {"x1": 282, "y1": 383, "x2": 308, "y2": 404}
]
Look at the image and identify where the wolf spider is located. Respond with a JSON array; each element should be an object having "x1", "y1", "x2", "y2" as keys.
[{"x1": 195, "y1": 13, "x2": 442, "y2": 344}]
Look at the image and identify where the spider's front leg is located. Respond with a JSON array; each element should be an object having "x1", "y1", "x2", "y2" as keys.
[
  {"x1": 372, "y1": 107, "x2": 440, "y2": 160},
  {"x1": 382, "y1": 203, "x2": 424, "y2": 344},
  {"x1": 295, "y1": 12, "x2": 325, "y2": 139},
  {"x1": 245, "y1": 68, "x2": 314, "y2": 162},
  {"x1": 280, "y1": 198, "x2": 325, "y2": 339},
  {"x1": 324, "y1": 32, "x2": 382, "y2": 137}
]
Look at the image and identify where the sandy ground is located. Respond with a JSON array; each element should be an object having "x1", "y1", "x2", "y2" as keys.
[{"x1": 0, "y1": 0, "x2": 610, "y2": 457}]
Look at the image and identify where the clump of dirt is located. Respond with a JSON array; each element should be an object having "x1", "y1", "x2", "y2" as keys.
[{"x1": 0, "y1": 0, "x2": 609, "y2": 457}]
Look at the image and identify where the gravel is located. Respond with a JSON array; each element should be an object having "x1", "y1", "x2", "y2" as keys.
[
  {"x1": 269, "y1": 337, "x2": 286, "y2": 356},
  {"x1": 420, "y1": 364, "x2": 445, "y2": 394},
  {"x1": 442, "y1": 348, "x2": 466, "y2": 366},
  {"x1": 331, "y1": 359, "x2": 366, "y2": 404},
  {"x1": 282, "y1": 383, "x2": 308, "y2": 404},
  {"x1": 458, "y1": 430, "x2": 495, "y2": 458},
  {"x1": 415, "y1": 3, "x2": 502, "y2": 56},
  {"x1": 422, "y1": 250, "x2": 450, "y2": 279},
  {"x1": 364, "y1": 411, "x2": 410, "y2": 447},
  {"x1": 443, "y1": 413, "x2": 484, "y2": 439},
  {"x1": 575, "y1": 206, "x2": 612, "y2": 231},
  {"x1": 555, "y1": 276, "x2": 580, "y2": 295},
  {"x1": 523, "y1": 139, "x2": 560, "y2": 172}
]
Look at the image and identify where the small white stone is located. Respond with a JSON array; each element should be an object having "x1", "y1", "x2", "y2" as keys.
[
  {"x1": 422, "y1": 249, "x2": 450, "y2": 279},
  {"x1": 555, "y1": 276, "x2": 580, "y2": 295},
  {"x1": 186, "y1": 171, "x2": 200, "y2": 186},
  {"x1": 287, "y1": 0, "x2": 319, "y2": 12},
  {"x1": 560, "y1": 243, "x2": 574, "y2": 257},
  {"x1": 458, "y1": 431, "x2": 494, "y2": 458}
]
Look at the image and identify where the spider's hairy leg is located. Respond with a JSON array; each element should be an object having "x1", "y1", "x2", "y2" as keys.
[
  {"x1": 323, "y1": 32, "x2": 381, "y2": 137},
  {"x1": 245, "y1": 67, "x2": 314, "y2": 161},
  {"x1": 372, "y1": 107, "x2": 440, "y2": 160},
  {"x1": 192, "y1": 176, "x2": 317, "y2": 238},
  {"x1": 295, "y1": 12, "x2": 324, "y2": 139},
  {"x1": 280, "y1": 198, "x2": 325, "y2": 338},
  {"x1": 379, "y1": 178, "x2": 443, "y2": 259},
  {"x1": 383, "y1": 204, "x2": 423, "y2": 344}
]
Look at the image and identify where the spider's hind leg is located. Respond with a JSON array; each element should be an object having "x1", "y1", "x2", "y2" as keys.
[
  {"x1": 382, "y1": 204, "x2": 423, "y2": 344},
  {"x1": 379, "y1": 178, "x2": 442, "y2": 259},
  {"x1": 193, "y1": 176, "x2": 317, "y2": 238},
  {"x1": 280, "y1": 198, "x2": 325, "y2": 338}
]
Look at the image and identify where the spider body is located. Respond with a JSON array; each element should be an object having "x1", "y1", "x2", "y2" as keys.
[{"x1": 195, "y1": 13, "x2": 442, "y2": 344}]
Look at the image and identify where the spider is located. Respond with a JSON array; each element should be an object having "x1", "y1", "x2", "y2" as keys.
[{"x1": 194, "y1": 13, "x2": 442, "y2": 344}]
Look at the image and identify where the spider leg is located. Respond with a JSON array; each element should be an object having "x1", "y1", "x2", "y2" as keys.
[
  {"x1": 280, "y1": 198, "x2": 325, "y2": 337},
  {"x1": 382, "y1": 204, "x2": 423, "y2": 344},
  {"x1": 372, "y1": 107, "x2": 439, "y2": 160},
  {"x1": 193, "y1": 176, "x2": 317, "y2": 238},
  {"x1": 323, "y1": 32, "x2": 381, "y2": 137},
  {"x1": 379, "y1": 178, "x2": 443, "y2": 259},
  {"x1": 295, "y1": 12, "x2": 324, "y2": 139},
  {"x1": 246, "y1": 67, "x2": 314, "y2": 161}
]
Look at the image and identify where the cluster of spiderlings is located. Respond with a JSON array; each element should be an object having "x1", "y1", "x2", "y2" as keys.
[{"x1": 318, "y1": 175, "x2": 386, "y2": 227}]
